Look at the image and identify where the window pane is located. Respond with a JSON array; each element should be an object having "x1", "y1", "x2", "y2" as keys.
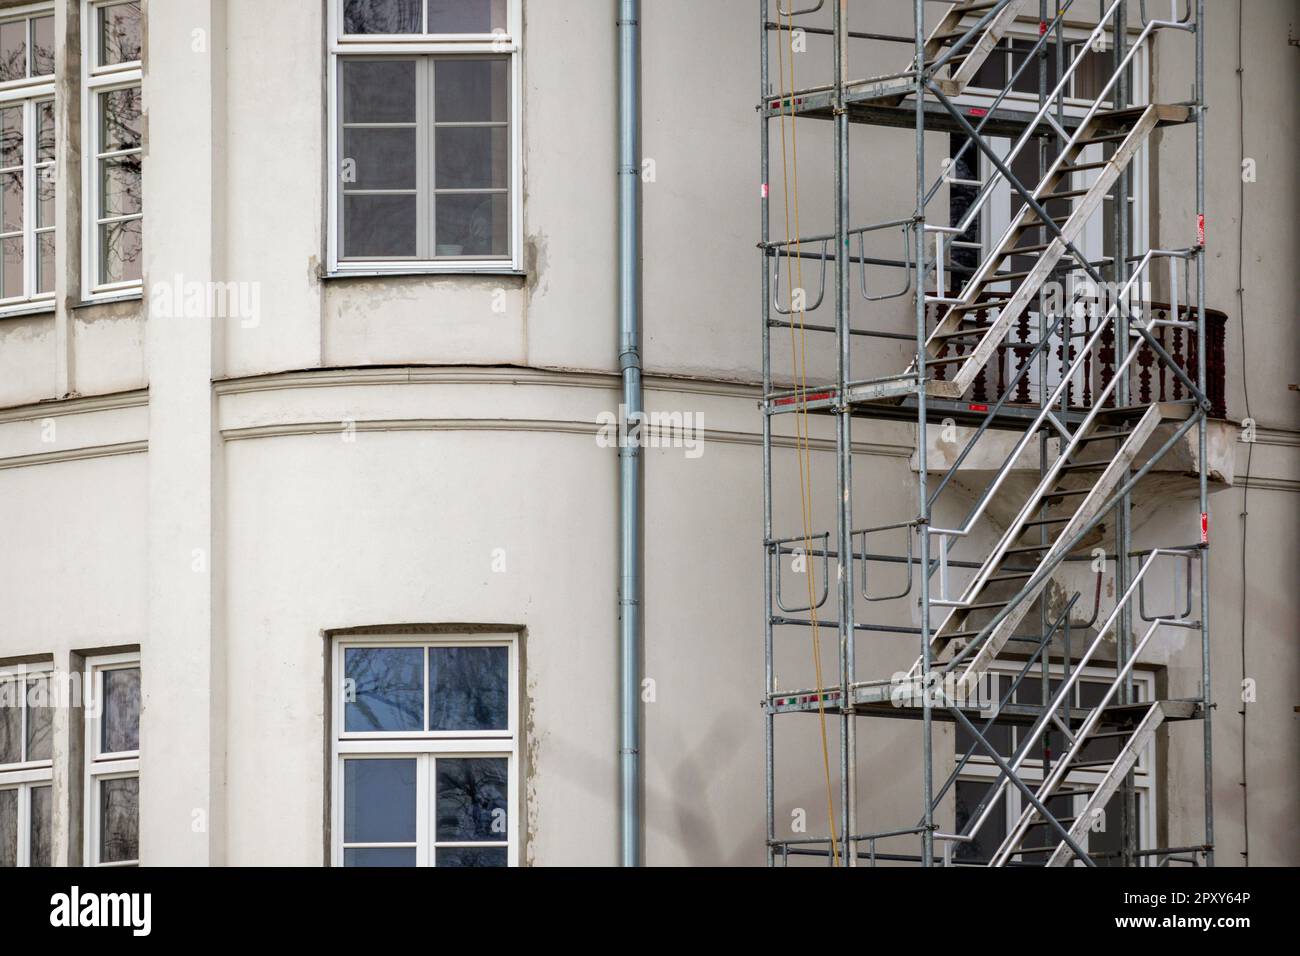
[
  {"x1": 1, "y1": 235, "x2": 21, "y2": 298},
  {"x1": 435, "y1": 192, "x2": 507, "y2": 257},
  {"x1": 344, "y1": 647, "x2": 423, "y2": 732},
  {"x1": 100, "y1": 158, "x2": 142, "y2": 219},
  {"x1": 1, "y1": 170, "x2": 21, "y2": 232},
  {"x1": 0, "y1": 19, "x2": 26, "y2": 83},
  {"x1": 99, "y1": 1, "x2": 142, "y2": 66},
  {"x1": 29, "y1": 785, "x2": 51, "y2": 867},
  {"x1": 436, "y1": 757, "x2": 507, "y2": 842},
  {"x1": 436, "y1": 846, "x2": 507, "y2": 867},
  {"x1": 1020, "y1": 792, "x2": 1074, "y2": 865},
  {"x1": 343, "y1": 0, "x2": 423, "y2": 35},
  {"x1": 99, "y1": 776, "x2": 139, "y2": 864},
  {"x1": 0, "y1": 106, "x2": 22, "y2": 169},
  {"x1": 101, "y1": 667, "x2": 141, "y2": 754},
  {"x1": 37, "y1": 166, "x2": 55, "y2": 228},
  {"x1": 37, "y1": 100, "x2": 54, "y2": 164},
  {"x1": 435, "y1": 126, "x2": 508, "y2": 190},
  {"x1": 344, "y1": 128, "x2": 417, "y2": 190},
  {"x1": 970, "y1": 41, "x2": 1007, "y2": 90},
  {"x1": 343, "y1": 194, "x2": 417, "y2": 258},
  {"x1": 1091, "y1": 790, "x2": 1125, "y2": 866},
  {"x1": 25, "y1": 677, "x2": 51, "y2": 762},
  {"x1": 31, "y1": 15, "x2": 54, "y2": 76},
  {"x1": 427, "y1": 0, "x2": 507, "y2": 34},
  {"x1": 342, "y1": 60, "x2": 417, "y2": 124},
  {"x1": 434, "y1": 59, "x2": 508, "y2": 123},
  {"x1": 100, "y1": 87, "x2": 142, "y2": 153},
  {"x1": 954, "y1": 779, "x2": 1005, "y2": 864},
  {"x1": 0, "y1": 788, "x2": 16, "y2": 867},
  {"x1": 99, "y1": 218, "x2": 142, "y2": 284},
  {"x1": 343, "y1": 758, "x2": 417, "y2": 843},
  {"x1": 428, "y1": 646, "x2": 508, "y2": 731},
  {"x1": 36, "y1": 232, "x2": 53, "y2": 294},
  {"x1": 0, "y1": 680, "x2": 17, "y2": 764},
  {"x1": 344, "y1": 846, "x2": 417, "y2": 867}
]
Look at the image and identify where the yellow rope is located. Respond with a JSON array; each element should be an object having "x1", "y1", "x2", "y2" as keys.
[{"x1": 776, "y1": 6, "x2": 840, "y2": 866}]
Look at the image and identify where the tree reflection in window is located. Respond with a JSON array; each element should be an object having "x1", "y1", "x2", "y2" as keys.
[
  {"x1": 344, "y1": 647, "x2": 423, "y2": 732},
  {"x1": 97, "y1": 85, "x2": 142, "y2": 285},
  {"x1": 436, "y1": 757, "x2": 507, "y2": 841},
  {"x1": 428, "y1": 645, "x2": 507, "y2": 730}
]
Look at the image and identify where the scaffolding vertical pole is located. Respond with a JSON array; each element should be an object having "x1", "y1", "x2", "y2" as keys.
[
  {"x1": 1110, "y1": 0, "x2": 1139, "y2": 869},
  {"x1": 832, "y1": 0, "x2": 858, "y2": 867},
  {"x1": 914, "y1": 0, "x2": 935, "y2": 868},
  {"x1": 760, "y1": 0, "x2": 776, "y2": 869},
  {"x1": 1037, "y1": 0, "x2": 1051, "y2": 787},
  {"x1": 1195, "y1": 0, "x2": 1215, "y2": 868}
]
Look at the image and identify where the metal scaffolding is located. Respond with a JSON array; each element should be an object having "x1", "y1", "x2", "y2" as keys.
[{"x1": 760, "y1": 0, "x2": 1213, "y2": 866}]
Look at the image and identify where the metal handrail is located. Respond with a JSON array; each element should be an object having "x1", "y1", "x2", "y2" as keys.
[
  {"x1": 927, "y1": 251, "x2": 1190, "y2": 607},
  {"x1": 956, "y1": 547, "x2": 1198, "y2": 852}
]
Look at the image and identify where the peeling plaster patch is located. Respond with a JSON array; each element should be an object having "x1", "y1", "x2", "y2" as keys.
[
  {"x1": 524, "y1": 668, "x2": 543, "y2": 867},
  {"x1": 524, "y1": 232, "x2": 547, "y2": 296}
]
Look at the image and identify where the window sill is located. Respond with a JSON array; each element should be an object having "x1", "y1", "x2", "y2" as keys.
[
  {"x1": 0, "y1": 301, "x2": 56, "y2": 320},
  {"x1": 322, "y1": 267, "x2": 526, "y2": 282},
  {"x1": 73, "y1": 291, "x2": 144, "y2": 310}
]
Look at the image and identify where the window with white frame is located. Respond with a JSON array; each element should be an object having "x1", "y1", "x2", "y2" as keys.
[
  {"x1": 331, "y1": 635, "x2": 519, "y2": 867},
  {"x1": 0, "y1": 661, "x2": 54, "y2": 867},
  {"x1": 327, "y1": 0, "x2": 521, "y2": 273},
  {"x1": 0, "y1": 3, "x2": 56, "y2": 310},
  {"x1": 952, "y1": 665, "x2": 1155, "y2": 867},
  {"x1": 81, "y1": 0, "x2": 141, "y2": 298},
  {"x1": 85, "y1": 653, "x2": 140, "y2": 866}
]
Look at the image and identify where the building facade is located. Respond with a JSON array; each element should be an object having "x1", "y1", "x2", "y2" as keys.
[{"x1": 0, "y1": 0, "x2": 1296, "y2": 867}]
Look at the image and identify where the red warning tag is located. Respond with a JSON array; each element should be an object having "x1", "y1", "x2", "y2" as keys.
[
  {"x1": 1200, "y1": 512, "x2": 1209, "y2": 543},
  {"x1": 969, "y1": 107, "x2": 988, "y2": 117},
  {"x1": 761, "y1": 183, "x2": 769, "y2": 199},
  {"x1": 1197, "y1": 214, "x2": 1205, "y2": 246}
]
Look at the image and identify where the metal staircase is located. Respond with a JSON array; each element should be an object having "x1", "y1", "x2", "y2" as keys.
[{"x1": 760, "y1": 0, "x2": 1214, "y2": 868}]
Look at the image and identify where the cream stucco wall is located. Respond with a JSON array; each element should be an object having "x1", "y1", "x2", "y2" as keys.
[{"x1": 0, "y1": 0, "x2": 1296, "y2": 866}]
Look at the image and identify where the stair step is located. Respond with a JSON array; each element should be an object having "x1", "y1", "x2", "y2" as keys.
[
  {"x1": 1021, "y1": 516, "x2": 1069, "y2": 529},
  {"x1": 1057, "y1": 459, "x2": 1108, "y2": 472},
  {"x1": 985, "y1": 570, "x2": 1036, "y2": 584},
  {"x1": 1084, "y1": 730, "x2": 1134, "y2": 740},
  {"x1": 1003, "y1": 543, "x2": 1052, "y2": 555},
  {"x1": 1058, "y1": 159, "x2": 1110, "y2": 174},
  {"x1": 1076, "y1": 428, "x2": 1135, "y2": 444},
  {"x1": 959, "y1": 600, "x2": 1010, "y2": 613},
  {"x1": 1039, "y1": 487, "x2": 1091, "y2": 500},
  {"x1": 1015, "y1": 213, "x2": 1071, "y2": 232},
  {"x1": 1076, "y1": 131, "x2": 1129, "y2": 146},
  {"x1": 925, "y1": 354, "x2": 971, "y2": 367}
]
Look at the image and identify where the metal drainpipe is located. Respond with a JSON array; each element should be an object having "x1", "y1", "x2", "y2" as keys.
[{"x1": 617, "y1": 0, "x2": 643, "y2": 868}]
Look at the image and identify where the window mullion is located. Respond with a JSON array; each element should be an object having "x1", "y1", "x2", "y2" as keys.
[{"x1": 424, "y1": 56, "x2": 435, "y2": 259}]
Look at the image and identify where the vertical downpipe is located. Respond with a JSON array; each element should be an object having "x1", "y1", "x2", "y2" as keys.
[
  {"x1": 1195, "y1": 0, "x2": 1214, "y2": 868},
  {"x1": 617, "y1": 0, "x2": 644, "y2": 867}
]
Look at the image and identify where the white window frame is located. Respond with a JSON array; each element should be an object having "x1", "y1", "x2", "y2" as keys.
[
  {"x1": 954, "y1": 662, "x2": 1157, "y2": 866},
  {"x1": 0, "y1": 660, "x2": 55, "y2": 867},
  {"x1": 80, "y1": 0, "x2": 142, "y2": 301},
  {"x1": 83, "y1": 651, "x2": 140, "y2": 867},
  {"x1": 330, "y1": 634, "x2": 520, "y2": 867},
  {"x1": 325, "y1": 0, "x2": 523, "y2": 276},
  {"x1": 0, "y1": 2, "x2": 56, "y2": 313}
]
